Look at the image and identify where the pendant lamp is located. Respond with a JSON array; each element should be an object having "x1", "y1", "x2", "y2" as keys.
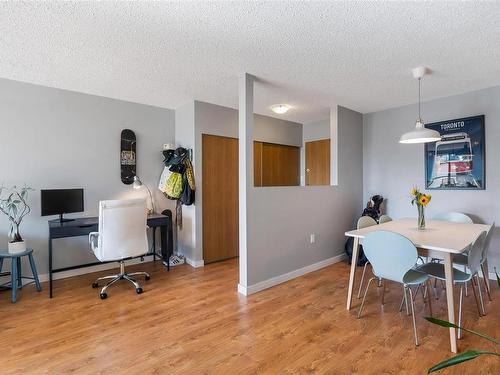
[{"x1": 399, "y1": 67, "x2": 441, "y2": 144}]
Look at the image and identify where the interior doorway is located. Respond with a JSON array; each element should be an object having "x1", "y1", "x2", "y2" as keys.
[
  {"x1": 305, "y1": 139, "x2": 331, "y2": 186},
  {"x1": 202, "y1": 134, "x2": 239, "y2": 263}
]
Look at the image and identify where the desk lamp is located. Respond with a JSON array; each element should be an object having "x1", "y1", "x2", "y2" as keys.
[{"x1": 132, "y1": 176, "x2": 155, "y2": 214}]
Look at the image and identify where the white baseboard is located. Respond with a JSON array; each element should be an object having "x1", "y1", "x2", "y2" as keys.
[
  {"x1": 185, "y1": 257, "x2": 204, "y2": 268},
  {"x1": 37, "y1": 255, "x2": 155, "y2": 283},
  {"x1": 238, "y1": 253, "x2": 346, "y2": 296}
]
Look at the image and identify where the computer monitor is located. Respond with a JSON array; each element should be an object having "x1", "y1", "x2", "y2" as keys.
[{"x1": 41, "y1": 188, "x2": 84, "y2": 222}]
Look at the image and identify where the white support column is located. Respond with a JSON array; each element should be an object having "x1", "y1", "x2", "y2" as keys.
[
  {"x1": 238, "y1": 73, "x2": 254, "y2": 294},
  {"x1": 330, "y1": 106, "x2": 339, "y2": 186}
]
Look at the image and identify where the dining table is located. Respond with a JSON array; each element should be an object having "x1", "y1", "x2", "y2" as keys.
[{"x1": 344, "y1": 217, "x2": 490, "y2": 353}]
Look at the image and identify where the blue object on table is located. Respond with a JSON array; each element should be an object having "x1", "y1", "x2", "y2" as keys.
[{"x1": 0, "y1": 248, "x2": 42, "y2": 303}]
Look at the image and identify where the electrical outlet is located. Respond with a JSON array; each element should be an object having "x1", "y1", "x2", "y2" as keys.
[{"x1": 310, "y1": 233, "x2": 316, "y2": 244}]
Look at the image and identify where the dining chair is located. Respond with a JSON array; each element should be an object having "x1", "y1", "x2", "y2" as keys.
[
  {"x1": 430, "y1": 212, "x2": 473, "y2": 295},
  {"x1": 453, "y1": 222, "x2": 494, "y2": 305},
  {"x1": 417, "y1": 231, "x2": 487, "y2": 339},
  {"x1": 433, "y1": 212, "x2": 473, "y2": 224},
  {"x1": 356, "y1": 216, "x2": 378, "y2": 299},
  {"x1": 357, "y1": 230, "x2": 432, "y2": 346},
  {"x1": 378, "y1": 214, "x2": 392, "y2": 224}
]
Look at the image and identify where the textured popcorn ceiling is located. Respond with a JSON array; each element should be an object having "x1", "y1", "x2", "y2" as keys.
[{"x1": 1, "y1": 1, "x2": 500, "y2": 122}]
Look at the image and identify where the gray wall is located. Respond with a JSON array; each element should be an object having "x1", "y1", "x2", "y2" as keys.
[
  {"x1": 174, "y1": 102, "x2": 196, "y2": 263},
  {"x1": 303, "y1": 119, "x2": 330, "y2": 142},
  {"x1": 246, "y1": 106, "x2": 363, "y2": 285},
  {"x1": 175, "y1": 100, "x2": 304, "y2": 263},
  {"x1": 363, "y1": 86, "x2": 500, "y2": 272},
  {"x1": 0, "y1": 78, "x2": 175, "y2": 277}
]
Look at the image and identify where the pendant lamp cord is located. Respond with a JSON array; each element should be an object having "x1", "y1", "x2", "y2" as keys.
[{"x1": 418, "y1": 77, "x2": 421, "y2": 121}]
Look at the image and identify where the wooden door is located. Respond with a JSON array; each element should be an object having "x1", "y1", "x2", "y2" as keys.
[
  {"x1": 261, "y1": 143, "x2": 300, "y2": 186},
  {"x1": 202, "y1": 134, "x2": 239, "y2": 263},
  {"x1": 254, "y1": 141, "x2": 263, "y2": 187},
  {"x1": 305, "y1": 139, "x2": 330, "y2": 186}
]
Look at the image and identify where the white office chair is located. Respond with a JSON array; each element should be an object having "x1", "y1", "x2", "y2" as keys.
[{"x1": 89, "y1": 199, "x2": 151, "y2": 299}]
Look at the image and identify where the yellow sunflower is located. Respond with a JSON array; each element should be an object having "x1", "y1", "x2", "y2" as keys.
[
  {"x1": 410, "y1": 187, "x2": 419, "y2": 196},
  {"x1": 419, "y1": 194, "x2": 431, "y2": 206}
]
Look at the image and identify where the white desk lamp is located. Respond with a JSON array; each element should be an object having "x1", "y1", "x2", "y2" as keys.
[{"x1": 132, "y1": 176, "x2": 155, "y2": 214}]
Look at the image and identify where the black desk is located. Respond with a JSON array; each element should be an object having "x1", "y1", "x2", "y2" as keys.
[{"x1": 48, "y1": 212, "x2": 173, "y2": 298}]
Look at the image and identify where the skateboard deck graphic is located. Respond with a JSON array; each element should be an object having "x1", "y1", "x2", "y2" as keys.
[{"x1": 121, "y1": 129, "x2": 136, "y2": 184}]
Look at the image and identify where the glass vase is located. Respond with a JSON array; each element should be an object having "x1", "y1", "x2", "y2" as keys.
[{"x1": 417, "y1": 205, "x2": 425, "y2": 230}]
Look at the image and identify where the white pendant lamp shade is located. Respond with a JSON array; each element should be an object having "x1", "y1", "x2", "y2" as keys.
[
  {"x1": 399, "y1": 67, "x2": 441, "y2": 144},
  {"x1": 399, "y1": 119, "x2": 441, "y2": 144}
]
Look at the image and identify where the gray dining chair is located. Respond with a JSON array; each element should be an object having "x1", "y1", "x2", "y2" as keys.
[
  {"x1": 356, "y1": 216, "x2": 378, "y2": 299},
  {"x1": 358, "y1": 230, "x2": 432, "y2": 346},
  {"x1": 453, "y1": 222, "x2": 494, "y2": 306},
  {"x1": 378, "y1": 214, "x2": 392, "y2": 224},
  {"x1": 433, "y1": 212, "x2": 473, "y2": 224},
  {"x1": 431, "y1": 212, "x2": 473, "y2": 295},
  {"x1": 417, "y1": 231, "x2": 487, "y2": 339}
]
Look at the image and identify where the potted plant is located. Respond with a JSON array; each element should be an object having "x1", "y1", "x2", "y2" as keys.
[
  {"x1": 0, "y1": 185, "x2": 34, "y2": 253},
  {"x1": 426, "y1": 269, "x2": 500, "y2": 373}
]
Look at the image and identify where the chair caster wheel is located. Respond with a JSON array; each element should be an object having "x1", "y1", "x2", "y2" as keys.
[
  {"x1": 136, "y1": 287, "x2": 143, "y2": 294},
  {"x1": 92, "y1": 282, "x2": 98, "y2": 288},
  {"x1": 100, "y1": 292, "x2": 107, "y2": 299},
  {"x1": 145, "y1": 275, "x2": 150, "y2": 281}
]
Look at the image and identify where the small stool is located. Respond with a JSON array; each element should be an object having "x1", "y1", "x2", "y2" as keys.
[{"x1": 0, "y1": 248, "x2": 42, "y2": 303}]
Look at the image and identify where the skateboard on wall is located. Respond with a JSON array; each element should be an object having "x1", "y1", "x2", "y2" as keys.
[{"x1": 121, "y1": 129, "x2": 137, "y2": 185}]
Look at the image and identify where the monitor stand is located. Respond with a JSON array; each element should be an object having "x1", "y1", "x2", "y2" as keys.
[{"x1": 58, "y1": 213, "x2": 75, "y2": 223}]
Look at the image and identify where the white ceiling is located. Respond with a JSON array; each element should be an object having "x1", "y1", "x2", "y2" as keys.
[{"x1": 1, "y1": 1, "x2": 500, "y2": 123}]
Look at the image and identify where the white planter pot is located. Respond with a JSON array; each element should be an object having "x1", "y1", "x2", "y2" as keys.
[{"x1": 8, "y1": 240, "x2": 26, "y2": 254}]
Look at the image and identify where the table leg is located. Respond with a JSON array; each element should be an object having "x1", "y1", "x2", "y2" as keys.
[
  {"x1": 17, "y1": 257, "x2": 22, "y2": 288},
  {"x1": 160, "y1": 224, "x2": 170, "y2": 271},
  {"x1": 347, "y1": 237, "x2": 360, "y2": 310},
  {"x1": 443, "y1": 253, "x2": 457, "y2": 353},
  {"x1": 49, "y1": 237, "x2": 53, "y2": 298},
  {"x1": 28, "y1": 253, "x2": 42, "y2": 292},
  {"x1": 152, "y1": 227, "x2": 157, "y2": 261},
  {"x1": 11, "y1": 258, "x2": 18, "y2": 303}
]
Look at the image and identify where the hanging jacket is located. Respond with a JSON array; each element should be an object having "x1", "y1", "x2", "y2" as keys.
[{"x1": 165, "y1": 172, "x2": 183, "y2": 199}]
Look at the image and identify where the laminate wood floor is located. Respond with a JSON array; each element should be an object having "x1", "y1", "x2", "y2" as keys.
[{"x1": 1, "y1": 258, "x2": 498, "y2": 374}]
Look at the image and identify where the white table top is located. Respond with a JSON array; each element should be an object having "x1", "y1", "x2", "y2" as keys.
[{"x1": 345, "y1": 218, "x2": 489, "y2": 254}]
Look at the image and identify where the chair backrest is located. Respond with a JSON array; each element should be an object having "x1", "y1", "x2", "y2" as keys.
[
  {"x1": 357, "y1": 216, "x2": 377, "y2": 229},
  {"x1": 362, "y1": 230, "x2": 418, "y2": 283},
  {"x1": 379, "y1": 215, "x2": 392, "y2": 224},
  {"x1": 94, "y1": 199, "x2": 148, "y2": 262},
  {"x1": 480, "y1": 222, "x2": 495, "y2": 264},
  {"x1": 467, "y1": 231, "x2": 487, "y2": 275},
  {"x1": 433, "y1": 212, "x2": 473, "y2": 224}
]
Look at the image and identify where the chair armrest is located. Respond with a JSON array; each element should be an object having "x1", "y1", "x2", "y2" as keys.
[{"x1": 89, "y1": 232, "x2": 99, "y2": 251}]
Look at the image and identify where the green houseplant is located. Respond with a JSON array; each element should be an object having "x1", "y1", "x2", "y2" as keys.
[
  {"x1": 0, "y1": 185, "x2": 34, "y2": 253},
  {"x1": 426, "y1": 269, "x2": 500, "y2": 373}
]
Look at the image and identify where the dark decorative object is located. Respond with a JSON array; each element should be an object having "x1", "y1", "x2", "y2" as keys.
[
  {"x1": 425, "y1": 115, "x2": 485, "y2": 190},
  {"x1": 121, "y1": 129, "x2": 137, "y2": 185}
]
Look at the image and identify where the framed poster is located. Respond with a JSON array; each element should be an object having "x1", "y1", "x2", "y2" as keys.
[{"x1": 425, "y1": 115, "x2": 485, "y2": 190}]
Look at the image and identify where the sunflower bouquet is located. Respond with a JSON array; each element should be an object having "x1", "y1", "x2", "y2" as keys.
[{"x1": 410, "y1": 187, "x2": 431, "y2": 229}]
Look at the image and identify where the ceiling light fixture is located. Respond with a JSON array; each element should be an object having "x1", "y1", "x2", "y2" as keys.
[
  {"x1": 399, "y1": 67, "x2": 441, "y2": 144},
  {"x1": 270, "y1": 104, "x2": 291, "y2": 114}
]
